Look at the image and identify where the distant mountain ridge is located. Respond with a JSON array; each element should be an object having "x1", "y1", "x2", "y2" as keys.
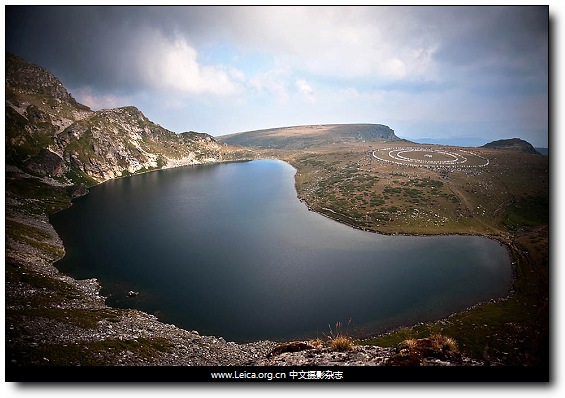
[
  {"x1": 411, "y1": 137, "x2": 546, "y2": 154},
  {"x1": 481, "y1": 138, "x2": 539, "y2": 154},
  {"x1": 219, "y1": 123, "x2": 402, "y2": 150},
  {"x1": 5, "y1": 53, "x2": 251, "y2": 185}
]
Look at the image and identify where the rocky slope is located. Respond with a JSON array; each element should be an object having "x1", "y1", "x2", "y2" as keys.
[
  {"x1": 5, "y1": 53, "x2": 254, "y2": 185},
  {"x1": 5, "y1": 53, "x2": 483, "y2": 371}
]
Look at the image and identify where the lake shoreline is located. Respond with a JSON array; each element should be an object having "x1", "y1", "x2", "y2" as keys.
[
  {"x1": 5, "y1": 158, "x2": 522, "y2": 366},
  {"x1": 54, "y1": 160, "x2": 514, "y2": 341}
]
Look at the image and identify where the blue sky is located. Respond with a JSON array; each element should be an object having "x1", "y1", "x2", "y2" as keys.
[{"x1": 5, "y1": 5, "x2": 550, "y2": 147}]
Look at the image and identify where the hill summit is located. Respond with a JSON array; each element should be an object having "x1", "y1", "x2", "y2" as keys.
[
  {"x1": 481, "y1": 138, "x2": 539, "y2": 154},
  {"x1": 219, "y1": 123, "x2": 401, "y2": 150}
]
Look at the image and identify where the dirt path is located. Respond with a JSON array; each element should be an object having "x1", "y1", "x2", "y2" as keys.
[{"x1": 448, "y1": 184, "x2": 509, "y2": 238}]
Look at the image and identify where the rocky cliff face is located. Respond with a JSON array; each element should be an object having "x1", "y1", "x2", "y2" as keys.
[
  {"x1": 6, "y1": 53, "x2": 249, "y2": 185},
  {"x1": 5, "y1": 52, "x2": 83, "y2": 104},
  {"x1": 50, "y1": 105, "x2": 226, "y2": 182}
]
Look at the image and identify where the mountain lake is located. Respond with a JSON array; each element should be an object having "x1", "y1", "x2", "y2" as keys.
[{"x1": 50, "y1": 159, "x2": 512, "y2": 342}]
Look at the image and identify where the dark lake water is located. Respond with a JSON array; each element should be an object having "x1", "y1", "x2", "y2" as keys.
[{"x1": 51, "y1": 159, "x2": 512, "y2": 342}]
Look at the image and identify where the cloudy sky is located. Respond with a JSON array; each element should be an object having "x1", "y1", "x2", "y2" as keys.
[{"x1": 5, "y1": 5, "x2": 550, "y2": 147}]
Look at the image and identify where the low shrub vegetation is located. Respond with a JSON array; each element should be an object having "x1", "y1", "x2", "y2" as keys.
[{"x1": 326, "y1": 320, "x2": 354, "y2": 352}]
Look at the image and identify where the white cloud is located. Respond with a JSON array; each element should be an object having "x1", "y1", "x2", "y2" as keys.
[
  {"x1": 72, "y1": 87, "x2": 131, "y2": 110},
  {"x1": 230, "y1": 6, "x2": 440, "y2": 83},
  {"x1": 381, "y1": 58, "x2": 407, "y2": 80},
  {"x1": 295, "y1": 79, "x2": 315, "y2": 102},
  {"x1": 249, "y1": 68, "x2": 290, "y2": 104},
  {"x1": 135, "y1": 28, "x2": 244, "y2": 97},
  {"x1": 339, "y1": 87, "x2": 360, "y2": 99},
  {"x1": 31, "y1": 6, "x2": 545, "y2": 147}
]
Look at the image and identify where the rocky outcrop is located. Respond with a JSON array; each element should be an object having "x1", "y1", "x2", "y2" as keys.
[
  {"x1": 5, "y1": 53, "x2": 254, "y2": 185},
  {"x1": 23, "y1": 149, "x2": 67, "y2": 177},
  {"x1": 5, "y1": 53, "x2": 82, "y2": 104},
  {"x1": 51, "y1": 105, "x2": 227, "y2": 181},
  {"x1": 261, "y1": 341, "x2": 484, "y2": 367}
]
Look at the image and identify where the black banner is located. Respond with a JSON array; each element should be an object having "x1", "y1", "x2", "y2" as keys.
[{"x1": 6, "y1": 365, "x2": 549, "y2": 383}]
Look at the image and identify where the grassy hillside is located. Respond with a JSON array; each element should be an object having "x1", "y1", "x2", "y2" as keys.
[{"x1": 219, "y1": 123, "x2": 403, "y2": 150}]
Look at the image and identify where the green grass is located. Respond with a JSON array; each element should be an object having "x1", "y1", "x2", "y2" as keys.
[
  {"x1": 404, "y1": 178, "x2": 444, "y2": 189},
  {"x1": 6, "y1": 177, "x2": 72, "y2": 215},
  {"x1": 7, "y1": 337, "x2": 173, "y2": 366},
  {"x1": 64, "y1": 165, "x2": 99, "y2": 187},
  {"x1": 6, "y1": 219, "x2": 65, "y2": 259},
  {"x1": 5, "y1": 108, "x2": 56, "y2": 163},
  {"x1": 7, "y1": 308, "x2": 124, "y2": 329},
  {"x1": 65, "y1": 129, "x2": 96, "y2": 164},
  {"x1": 5, "y1": 262, "x2": 81, "y2": 304},
  {"x1": 504, "y1": 195, "x2": 549, "y2": 229}
]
